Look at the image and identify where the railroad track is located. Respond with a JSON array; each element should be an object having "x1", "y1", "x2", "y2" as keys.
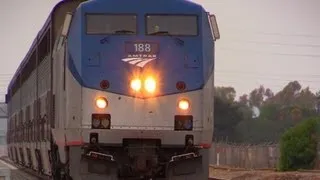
[
  {"x1": 0, "y1": 156, "x2": 49, "y2": 180},
  {"x1": 0, "y1": 156, "x2": 225, "y2": 180}
]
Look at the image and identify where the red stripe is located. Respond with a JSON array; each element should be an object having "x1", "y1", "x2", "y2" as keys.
[{"x1": 199, "y1": 143, "x2": 212, "y2": 149}]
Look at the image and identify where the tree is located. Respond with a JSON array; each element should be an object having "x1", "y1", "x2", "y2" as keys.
[
  {"x1": 214, "y1": 86, "x2": 236, "y2": 104},
  {"x1": 238, "y1": 94, "x2": 249, "y2": 106},
  {"x1": 214, "y1": 95, "x2": 243, "y2": 141},
  {"x1": 213, "y1": 82, "x2": 319, "y2": 143},
  {"x1": 234, "y1": 119, "x2": 295, "y2": 143},
  {"x1": 249, "y1": 85, "x2": 265, "y2": 108},
  {"x1": 213, "y1": 87, "x2": 252, "y2": 141},
  {"x1": 278, "y1": 117, "x2": 320, "y2": 171},
  {"x1": 265, "y1": 88, "x2": 274, "y2": 99},
  {"x1": 270, "y1": 81, "x2": 302, "y2": 106},
  {"x1": 259, "y1": 103, "x2": 281, "y2": 121},
  {"x1": 261, "y1": 81, "x2": 318, "y2": 121},
  {"x1": 295, "y1": 87, "x2": 317, "y2": 110},
  {"x1": 316, "y1": 91, "x2": 320, "y2": 114}
]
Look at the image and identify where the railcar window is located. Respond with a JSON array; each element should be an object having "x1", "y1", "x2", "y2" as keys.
[
  {"x1": 86, "y1": 14, "x2": 137, "y2": 35},
  {"x1": 146, "y1": 15, "x2": 198, "y2": 36}
]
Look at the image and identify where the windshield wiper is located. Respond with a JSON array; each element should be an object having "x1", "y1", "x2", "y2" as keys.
[
  {"x1": 114, "y1": 30, "x2": 135, "y2": 34},
  {"x1": 149, "y1": 31, "x2": 184, "y2": 46},
  {"x1": 149, "y1": 31, "x2": 171, "y2": 35}
]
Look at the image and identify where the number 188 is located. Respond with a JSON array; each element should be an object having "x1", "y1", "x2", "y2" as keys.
[{"x1": 134, "y1": 43, "x2": 151, "y2": 52}]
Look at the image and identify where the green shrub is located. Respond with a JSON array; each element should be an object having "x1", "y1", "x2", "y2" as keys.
[{"x1": 278, "y1": 117, "x2": 320, "y2": 171}]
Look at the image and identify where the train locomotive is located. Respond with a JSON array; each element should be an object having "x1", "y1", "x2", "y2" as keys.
[{"x1": 6, "y1": 0, "x2": 220, "y2": 179}]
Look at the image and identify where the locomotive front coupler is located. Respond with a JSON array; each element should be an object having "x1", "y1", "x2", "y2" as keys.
[
  {"x1": 165, "y1": 150, "x2": 202, "y2": 176},
  {"x1": 168, "y1": 134, "x2": 202, "y2": 165},
  {"x1": 80, "y1": 139, "x2": 116, "y2": 165}
]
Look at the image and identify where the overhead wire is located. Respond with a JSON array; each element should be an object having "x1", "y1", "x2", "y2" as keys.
[
  {"x1": 214, "y1": 27, "x2": 320, "y2": 91},
  {"x1": 222, "y1": 26, "x2": 320, "y2": 39},
  {"x1": 215, "y1": 79, "x2": 287, "y2": 88},
  {"x1": 216, "y1": 70, "x2": 320, "y2": 77},
  {"x1": 218, "y1": 27, "x2": 320, "y2": 57},
  {"x1": 223, "y1": 39, "x2": 320, "y2": 48},
  {"x1": 217, "y1": 47, "x2": 320, "y2": 58},
  {"x1": 215, "y1": 71, "x2": 320, "y2": 83},
  {"x1": 215, "y1": 71, "x2": 320, "y2": 94}
]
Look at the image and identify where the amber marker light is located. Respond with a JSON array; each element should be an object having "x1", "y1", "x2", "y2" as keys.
[
  {"x1": 144, "y1": 76, "x2": 156, "y2": 93},
  {"x1": 95, "y1": 97, "x2": 108, "y2": 109},
  {"x1": 178, "y1": 99, "x2": 190, "y2": 110},
  {"x1": 130, "y1": 78, "x2": 142, "y2": 92}
]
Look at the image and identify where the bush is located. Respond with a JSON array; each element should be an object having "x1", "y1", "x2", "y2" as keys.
[{"x1": 278, "y1": 117, "x2": 320, "y2": 171}]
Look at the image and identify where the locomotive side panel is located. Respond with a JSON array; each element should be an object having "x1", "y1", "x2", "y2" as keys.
[
  {"x1": 201, "y1": 14, "x2": 215, "y2": 146},
  {"x1": 10, "y1": 89, "x2": 20, "y2": 164},
  {"x1": 201, "y1": 72, "x2": 214, "y2": 145},
  {"x1": 52, "y1": 40, "x2": 70, "y2": 165},
  {"x1": 10, "y1": 88, "x2": 20, "y2": 116},
  {"x1": 52, "y1": 41, "x2": 67, "y2": 130},
  {"x1": 6, "y1": 0, "x2": 87, "y2": 177},
  {"x1": 65, "y1": 51, "x2": 82, "y2": 130},
  {"x1": 52, "y1": 39, "x2": 83, "y2": 164},
  {"x1": 6, "y1": 27, "x2": 54, "y2": 175},
  {"x1": 37, "y1": 54, "x2": 52, "y2": 175},
  {"x1": 19, "y1": 54, "x2": 37, "y2": 169}
]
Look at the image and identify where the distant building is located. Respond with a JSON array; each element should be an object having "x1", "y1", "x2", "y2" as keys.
[{"x1": 0, "y1": 103, "x2": 7, "y2": 156}]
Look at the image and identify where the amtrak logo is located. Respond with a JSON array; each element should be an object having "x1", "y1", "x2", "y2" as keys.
[{"x1": 121, "y1": 54, "x2": 157, "y2": 68}]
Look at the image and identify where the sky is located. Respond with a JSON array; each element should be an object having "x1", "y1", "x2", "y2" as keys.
[{"x1": 0, "y1": 0, "x2": 319, "y2": 102}]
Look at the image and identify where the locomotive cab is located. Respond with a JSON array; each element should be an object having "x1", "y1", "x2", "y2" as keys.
[{"x1": 54, "y1": 0, "x2": 220, "y2": 179}]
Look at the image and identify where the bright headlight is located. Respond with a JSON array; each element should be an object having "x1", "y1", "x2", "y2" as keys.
[
  {"x1": 130, "y1": 78, "x2": 142, "y2": 92},
  {"x1": 144, "y1": 76, "x2": 156, "y2": 93},
  {"x1": 178, "y1": 99, "x2": 190, "y2": 110},
  {"x1": 96, "y1": 97, "x2": 107, "y2": 109}
]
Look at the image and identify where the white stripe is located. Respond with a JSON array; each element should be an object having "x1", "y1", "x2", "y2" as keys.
[
  {"x1": 121, "y1": 57, "x2": 156, "y2": 67},
  {"x1": 128, "y1": 59, "x2": 144, "y2": 65},
  {"x1": 136, "y1": 58, "x2": 155, "y2": 67},
  {"x1": 0, "y1": 159, "x2": 17, "y2": 170},
  {"x1": 122, "y1": 58, "x2": 138, "y2": 62}
]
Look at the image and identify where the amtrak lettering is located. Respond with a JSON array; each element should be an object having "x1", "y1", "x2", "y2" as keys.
[{"x1": 127, "y1": 54, "x2": 157, "y2": 58}]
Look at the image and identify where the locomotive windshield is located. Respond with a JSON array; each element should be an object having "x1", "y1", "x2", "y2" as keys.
[
  {"x1": 146, "y1": 15, "x2": 198, "y2": 36},
  {"x1": 86, "y1": 14, "x2": 137, "y2": 34}
]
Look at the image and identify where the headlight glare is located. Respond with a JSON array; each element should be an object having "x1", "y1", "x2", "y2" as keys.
[
  {"x1": 130, "y1": 78, "x2": 142, "y2": 92},
  {"x1": 144, "y1": 76, "x2": 156, "y2": 93},
  {"x1": 96, "y1": 97, "x2": 108, "y2": 109},
  {"x1": 178, "y1": 99, "x2": 190, "y2": 110}
]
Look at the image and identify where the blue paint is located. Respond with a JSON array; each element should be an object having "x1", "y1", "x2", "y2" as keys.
[{"x1": 66, "y1": 0, "x2": 215, "y2": 97}]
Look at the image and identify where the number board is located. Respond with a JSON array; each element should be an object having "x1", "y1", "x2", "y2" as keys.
[{"x1": 125, "y1": 42, "x2": 159, "y2": 54}]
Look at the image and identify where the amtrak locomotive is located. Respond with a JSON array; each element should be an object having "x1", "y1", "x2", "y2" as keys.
[{"x1": 6, "y1": 0, "x2": 220, "y2": 179}]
